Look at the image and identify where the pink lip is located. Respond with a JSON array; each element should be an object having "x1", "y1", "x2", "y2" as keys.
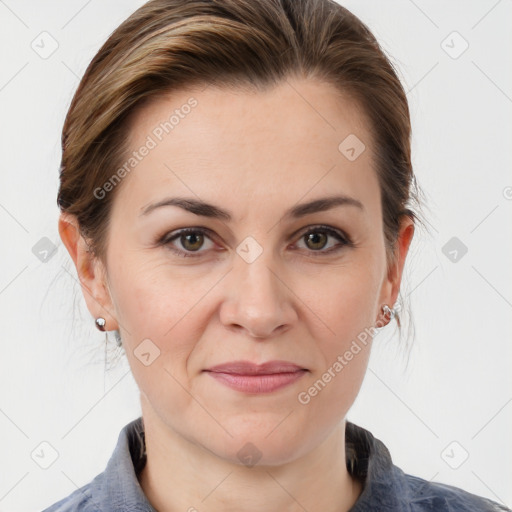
[{"x1": 204, "y1": 360, "x2": 308, "y2": 394}]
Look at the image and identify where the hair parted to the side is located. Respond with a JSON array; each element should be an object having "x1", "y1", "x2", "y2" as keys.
[{"x1": 57, "y1": 0, "x2": 421, "y2": 334}]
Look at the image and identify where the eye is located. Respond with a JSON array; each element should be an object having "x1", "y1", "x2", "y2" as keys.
[
  {"x1": 159, "y1": 227, "x2": 216, "y2": 257},
  {"x1": 293, "y1": 225, "x2": 352, "y2": 255}
]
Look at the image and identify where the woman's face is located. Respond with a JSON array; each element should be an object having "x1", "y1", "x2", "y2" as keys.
[{"x1": 80, "y1": 77, "x2": 411, "y2": 465}]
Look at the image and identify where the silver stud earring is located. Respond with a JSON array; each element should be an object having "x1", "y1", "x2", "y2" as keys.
[
  {"x1": 382, "y1": 304, "x2": 396, "y2": 322},
  {"x1": 95, "y1": 317, "x2": 122, "y2": 346},
  {"x1": 95, "y1": 317, "x2": 106, "y2": 331}
]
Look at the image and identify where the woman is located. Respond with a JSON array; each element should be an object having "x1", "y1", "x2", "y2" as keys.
[{"x1": 43, "y1": 0, "x2": 510, "y2": 510}]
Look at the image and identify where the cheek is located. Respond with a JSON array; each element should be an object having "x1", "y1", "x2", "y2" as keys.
[
  {"x1": 293, "y1": 271, "x2": 377, "y2": 439},
  {"x1": 109, "y1": 261, "x2": 206, "y2": 423},
  {"x1": 308, "y1": 255, "x2": 384, "y2": 342},
  {"x1": 106, "y1": 254, "x2": 210, "y2": 397},
  {"x1": 108, "y1": 251, "x2": 207, "y2": 337},
  {"x1": 297, "y1": 251, "x2": 383, "y2": 397}
]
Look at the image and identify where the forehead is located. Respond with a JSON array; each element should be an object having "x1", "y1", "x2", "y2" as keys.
[{"x1": 114, "y1": 78, "x2": 379, "y2": 221}]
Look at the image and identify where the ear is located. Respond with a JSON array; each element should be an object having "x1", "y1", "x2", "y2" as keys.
[
  {"x1": 380, "y1": 215, "x2": 415, "y2": 311},
  {"x1": 58, "y1": 213, "x2": 119, "y2": 331}
]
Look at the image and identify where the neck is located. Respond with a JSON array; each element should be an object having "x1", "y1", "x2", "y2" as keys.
[{"x1": 138, "y1": 401, "x2": 363, "y2": 512}]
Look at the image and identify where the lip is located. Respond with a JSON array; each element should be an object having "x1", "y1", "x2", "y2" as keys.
[
  {"x1": 206, "y1": 360, "x2": 306, "y2": 375},
  {"x1": 203, "y1": 360, "x2": 308, "y2": 394}
]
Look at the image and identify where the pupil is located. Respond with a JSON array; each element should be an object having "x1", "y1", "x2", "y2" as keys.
[
  {"x1": 183, "y1": 233, "x2": 203, "y2": 251},
  {"x1": 307, "y1": 232, "x2": 326, "y2": 250}
]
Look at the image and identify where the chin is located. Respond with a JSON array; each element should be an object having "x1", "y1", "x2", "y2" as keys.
[{"x1": 206, "y1": 423, "x2": 312, "y2": 468}]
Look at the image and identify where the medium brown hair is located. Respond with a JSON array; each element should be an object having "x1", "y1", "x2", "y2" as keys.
[{"x1": 58, "y1": 0, "x2": 419, "y2": 328}]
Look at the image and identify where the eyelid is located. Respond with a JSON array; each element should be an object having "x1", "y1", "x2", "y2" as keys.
[{"x1": 291, "y1": 224, "x2": 352, "y2": 245}]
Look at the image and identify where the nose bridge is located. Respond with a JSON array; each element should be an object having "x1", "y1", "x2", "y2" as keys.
[
  {"x1": 220, "y1": 235, "x2": 295, "y2": 337},
  {"x1": 237, "y1": 236, "x2": 281, "y2": 307},
  {"x1": 238, "y1": 241, "x2": 279, "y2": 298}
]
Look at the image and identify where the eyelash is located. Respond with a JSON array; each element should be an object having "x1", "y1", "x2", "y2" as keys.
[{"x1": 157, "y1": 225, "x2": 354, "y2": 259}]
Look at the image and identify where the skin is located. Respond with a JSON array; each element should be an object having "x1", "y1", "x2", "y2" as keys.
[{"x1": 59, "y1": 76, "x2": 414, "y2": 512}]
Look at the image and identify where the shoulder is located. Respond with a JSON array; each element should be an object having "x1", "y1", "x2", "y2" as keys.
[
  {"x1": 400, "y1": 472, "x2": 511, "y2": 512},
  {"x1": 40, "y1": 416, "x2": 150, "y2": 511},
  {"x1": 345, "y1": 421, "x2": 510, "y2": 512}
]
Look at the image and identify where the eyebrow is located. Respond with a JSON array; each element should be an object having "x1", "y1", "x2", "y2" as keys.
[{"x1": 139, "y1": 194, "x2": 364, "y2": 221}]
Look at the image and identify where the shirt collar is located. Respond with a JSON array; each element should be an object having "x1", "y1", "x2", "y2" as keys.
[
  {"x1": 344, "y1": 421, "x2": 406, "y2": 511},
  {"x1": 89, "y1": 416, "x2": 155, "y2": 511}
]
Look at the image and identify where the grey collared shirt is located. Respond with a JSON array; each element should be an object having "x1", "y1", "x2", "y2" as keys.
[{"x1": 42, "y1": 417, "x2": 510, "y2": 511}]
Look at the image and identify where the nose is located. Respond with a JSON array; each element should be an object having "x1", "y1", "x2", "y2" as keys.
[{"x1": 219, "y1": 251, "x2": 297, "y2": 339}]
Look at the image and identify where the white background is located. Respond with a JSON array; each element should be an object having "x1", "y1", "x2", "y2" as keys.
[{"x1": 0, "y1": 1, "x2": 511, "y2": 510}]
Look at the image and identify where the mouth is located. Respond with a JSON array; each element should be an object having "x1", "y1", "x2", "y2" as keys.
[{"x1": 203, "y1": 360, "x2": 309, "y2": 394}]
